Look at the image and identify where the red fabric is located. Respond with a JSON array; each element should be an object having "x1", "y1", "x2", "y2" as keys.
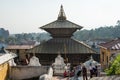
[{"x1": 64, "y1": 71, "x2": 67, "y2": 77}]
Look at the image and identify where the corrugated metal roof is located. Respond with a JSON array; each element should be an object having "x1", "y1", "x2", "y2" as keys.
[
  {"x1": 99, "y1": 38, "x2": 120, "y2": 50},
  {"x1": 28, "y1": 38, "x2": 96, "y2": 54},
  {"x1": 6, "y1": 45, "x2": 34, "y2": 50},
  {"x1": 40, "y1": 20, "x2": 83, "y2": 29}
]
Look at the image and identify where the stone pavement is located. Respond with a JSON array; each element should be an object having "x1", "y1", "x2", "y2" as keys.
[
  {"x1": 52, "y1": 76, "x2": 67, "y2": 80},
  {"x1": 52, "y1": 75, "x2": 120, "y2": 80},
  {"x1": 90, "y1": 75, "x2": 120, "y2": 80},
  {"x1": 52, "y1": 76, "x2": 89, "y2": 80}
]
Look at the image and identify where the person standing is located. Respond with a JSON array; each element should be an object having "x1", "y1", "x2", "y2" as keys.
[
  {"x1": 73, "y1": 63, "x2": 81, "y2": 80},
  {"x1": 95, "y1": 65, "x2": 98, "y2": 77},
  {"x1": 76, "y1": 63, "x2": 82, "y2": 77},
  {"x1": 97, "y1": 64, "x2": 101, "y2": 76},
  {"x1": 89, "y1": 63, "x2": 93, "y2": 78},
  {"x1": 82, "y1": 65, "x2": 88, "y2": 80}
]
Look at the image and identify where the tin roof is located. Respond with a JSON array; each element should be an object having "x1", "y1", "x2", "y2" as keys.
[
  {"x1": 99, "y1": 38, "x2": 120, "y2": 50},
  {"x1": 40, "y1": 20, "x2": 83, "y2": 29},
  {"x1": 28, "y1": 38, "x2": 96, "y2": 54},
  {"x1": 6, "y1": 45, "x2": 34, "y2": 50}
]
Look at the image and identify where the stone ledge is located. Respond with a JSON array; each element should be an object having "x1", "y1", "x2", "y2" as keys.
[{"x1": 90, "y1": 75, "x2": 120, "y2": 80}]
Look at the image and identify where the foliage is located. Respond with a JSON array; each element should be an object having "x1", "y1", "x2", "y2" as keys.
[
  {"x1": 0, "y1": 28, "x2": 9, "y2": 39},
  {"x1": 105, "y1": 54, "x2": 120, "y2": 75},
  {"x1": 0, "y1": 28, "x2": 9, "y2": 42},
  {"x1": 6, "y1": 33, "x2": 51, "y2": 45},
  {"x1": 73, "y1": 20, "x2": 120, "y2": 41}
]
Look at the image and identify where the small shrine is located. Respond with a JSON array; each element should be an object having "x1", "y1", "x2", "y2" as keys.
[
  {"x1": 52, "y1": 54, "x2": 66, "y2": 74},
  {"x1": 28, "y1": 56, "x2": 41, "y2": 66},
  {"x1": 83, "y1": 56, "x2": 100, "y2": 70}
]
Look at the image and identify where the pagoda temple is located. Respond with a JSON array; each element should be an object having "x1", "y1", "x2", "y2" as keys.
[{"x1": 28, "y1": 5, "x2": 97, "y2": 66}]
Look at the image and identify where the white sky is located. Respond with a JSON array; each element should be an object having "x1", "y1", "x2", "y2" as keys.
[{"x1": 0, "y1": 0, "x2": 120, "y2": 34}]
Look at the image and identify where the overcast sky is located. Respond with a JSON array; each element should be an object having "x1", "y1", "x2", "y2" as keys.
[{"x1": 0, "y1": 0, "x2": 120, "y2": 34}]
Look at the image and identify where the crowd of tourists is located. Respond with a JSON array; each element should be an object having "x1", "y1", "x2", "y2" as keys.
[{"x1": 64, "y1": 63, "x2": 100, "y2": 80}]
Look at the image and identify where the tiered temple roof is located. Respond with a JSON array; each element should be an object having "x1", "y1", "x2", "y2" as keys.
[
  {"x1": 40, "y1": 5, "x2": 83, "y2": 38},
  {"x1": 28, "y1": 38, "x2": 95, "y2": 54},
  {"x1": 28, "y1": 5, "x2": 96, "y2": 54}
]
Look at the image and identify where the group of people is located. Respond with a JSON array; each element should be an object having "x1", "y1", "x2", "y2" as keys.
[
  {"x1": 89, "y1": 63, "x2": 98, "y2": 78},
  {"x1": 73, "y1": 63, "x2": 99, "y2": 80},
  {"x1": 74, "y1": 63, "x2": 88, "y2": 80}
]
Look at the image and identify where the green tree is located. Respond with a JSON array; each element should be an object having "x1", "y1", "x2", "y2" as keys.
[
  {"x1": 6, "y1": 36, "x2": 17, "y2": 44},
  {"x1": 105, "y1": 54, "x2": 120, "y2": 75}
]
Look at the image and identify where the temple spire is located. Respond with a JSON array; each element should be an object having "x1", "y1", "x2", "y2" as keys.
[{"x1": 57, "y1": 5, "x2": 66, "y2": 20}]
